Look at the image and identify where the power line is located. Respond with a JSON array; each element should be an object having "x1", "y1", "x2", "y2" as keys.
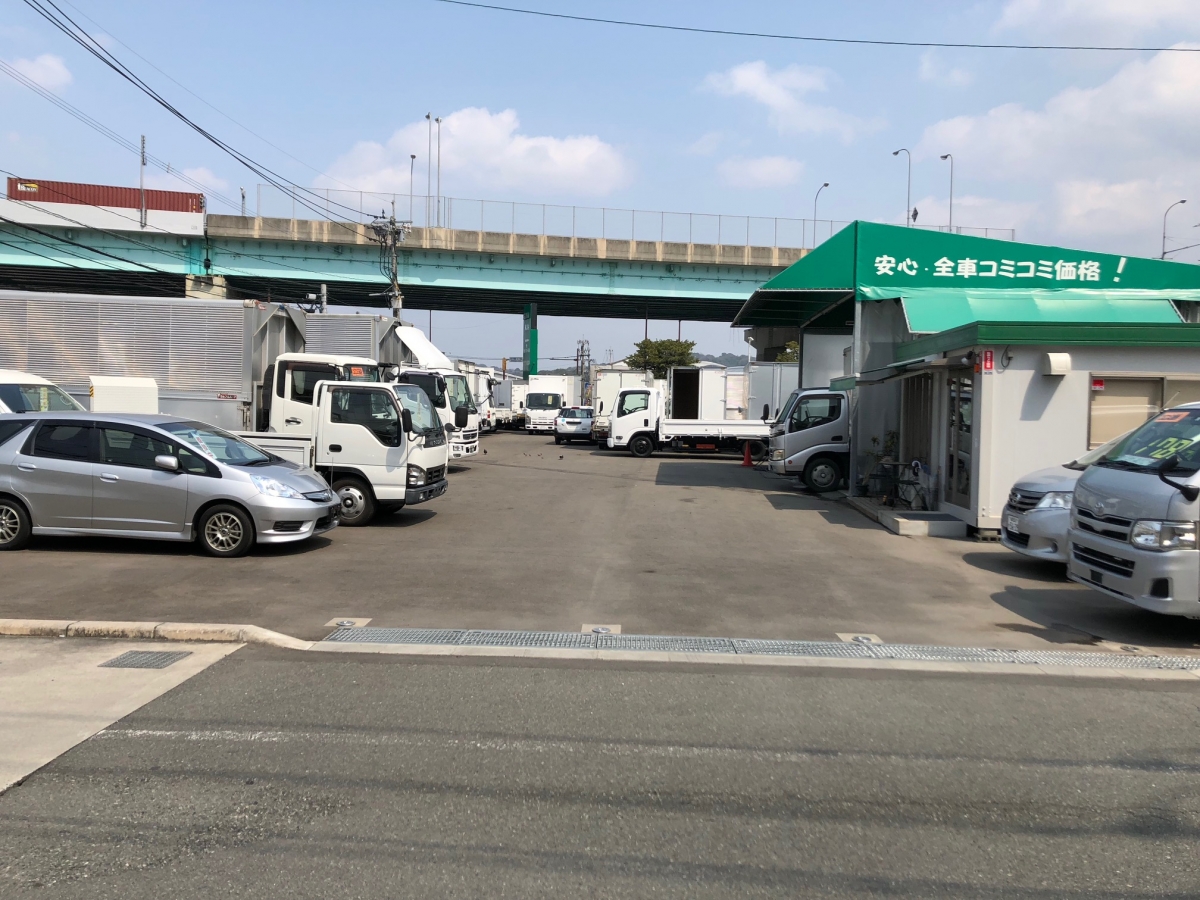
[{"x1": 432, "y1": 0, "x2": 1200, "y2": 52}]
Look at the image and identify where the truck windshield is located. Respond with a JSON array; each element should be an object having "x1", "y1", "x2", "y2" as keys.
[
  {"x1": 340, "y1": 365, "x2": 380, "y2": 382},
  {"x1": 775, "y1": 391, "x2": 800, "y2": 425},
  {"x1": 392, "y1": 384, "x2": 443, "y2": 433},
  {"x1": 527, "y1": 393, "x2": 562, "y2": 410},
  {"x1": 0, "y1": 383, "x2": 84, "y2": 412},
  {"x1": 445, "y1": 374, "x2": 478, "y2": 413},
  {"x1": 398, "y1": 372, "x2": 446, "y2": 407},
  {"x1": 1096, "y1": 409, "x2": 1200, "y2": 474},
  {"x1": 159, "y1": 420, "x2": 273, "y2": 466}
]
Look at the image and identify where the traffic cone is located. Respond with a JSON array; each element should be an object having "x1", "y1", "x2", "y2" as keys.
[{"x1": 741, "y1": 441, "x2": 753, "y2": 467}]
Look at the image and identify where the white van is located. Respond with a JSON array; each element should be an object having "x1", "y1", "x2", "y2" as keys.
[{"x1": 0, "y1": 370, "x2": 85, "y2": 414}]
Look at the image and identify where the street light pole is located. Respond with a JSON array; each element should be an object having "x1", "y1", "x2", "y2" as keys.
[
  {"x1": 813, "y1": 182, "x2": 829, "y2": 245},
  {"x1": 435, "y1": 116, "x2": 443, "y2": 228},
  {"x1": 409, "y1": 154, "x2": 416, "y2": 222},
  {"x1": 425, "y1": 113, "x2": 432, "y2": 228},
  {"x1": 940, "y1": 154, "x2": 954, "y2": 231},
  {"x1": 1163, "y1": 199, "x2": 1187, "y2": 258},
  {"x1": 892, "y1": 149, "x2": 911, "y2": 226}
]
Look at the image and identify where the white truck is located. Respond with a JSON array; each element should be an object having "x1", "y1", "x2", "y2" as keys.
[
  {"x1": 240, "y1": 380, "x2": 457, "y2": 526},
  {"x1": 607, "y1": 385, "x2": 770, "y2": 458},
  {"x1": 492, "y1": 379, "x2": 527, "y2": 429},
  {"x1": 388, "y1": 327, "x2": 480, "y2": 460},
  {"x1": 591, "y1": 367, "x2": 654, "y2": 442},
  {"x1": 525, "y1": 374, "x2": 581, "y2": 434}
]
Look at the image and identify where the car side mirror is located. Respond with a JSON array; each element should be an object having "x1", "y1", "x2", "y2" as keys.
[
  {"x1": 455, "y1": 407, "x2": 469, "y2": 429},
  {"x1": 154, "y1": 454, "x2": 180, "y2": 472},
  {"x1": 401, "y1": 408, "x2": 413, "y2": 434},
  {"x1": 762, "y1": 403, "x2": 770, "y2": 421},
  {"x1": 1157, "y1": 454, "x2": 1200, "y2": 502},
  {"x1": 599, "y1": 401, "x2": 605, "y2": 414}
]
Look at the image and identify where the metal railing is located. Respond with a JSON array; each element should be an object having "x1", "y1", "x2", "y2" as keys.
[{"x1": 252, "y1": 184, "x2": 1013, "y2": 248}]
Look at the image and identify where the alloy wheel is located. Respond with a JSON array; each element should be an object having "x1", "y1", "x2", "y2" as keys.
[
  {"x1": 0, "y1": 506, "x2": 19, "y2": 544},
  {"x1": 204, "y1": 512, "x2": 244, "y2": 552}
]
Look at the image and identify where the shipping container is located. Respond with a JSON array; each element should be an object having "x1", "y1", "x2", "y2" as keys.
[{"x1": 6, "y1": 177, "x2": 205, "y2": 213}]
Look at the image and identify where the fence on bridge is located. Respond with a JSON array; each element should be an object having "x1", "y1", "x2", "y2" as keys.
[{"x1": 252, "y1": 184, "x2": 1014, "y2": 251}]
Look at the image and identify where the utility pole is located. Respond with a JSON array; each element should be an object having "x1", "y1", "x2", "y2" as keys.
[
  {"x1": 320, "y1": 282, "x2": 327, "y2": 314},
  {"x1": 371, "y1": 213, "x2": 410, "y2": 318},
  {"x1": 139, "y1": 135, "x2": 146, "y2": 229}
]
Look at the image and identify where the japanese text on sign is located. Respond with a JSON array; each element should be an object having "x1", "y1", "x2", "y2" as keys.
[{"x1": 874, "y1": 255, "x2": 1106, "y2": 281}]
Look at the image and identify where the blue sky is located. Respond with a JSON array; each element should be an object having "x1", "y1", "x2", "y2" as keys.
[{"x1": 3, "y1": 1, "x2": 1199, "y2": 363}]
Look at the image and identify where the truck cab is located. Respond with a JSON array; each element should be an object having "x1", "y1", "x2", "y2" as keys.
[
  {"x1": 767, "y1": 388, "x2": 850, "y2": 492},
  {"x1": 392, "y1": 367, "x2": 480, "y2": 460},
  {"x1": 262, "y1": 353, "x2": 381, "y2": 435},
  {"x1": 0, "y1": 370, "x2": 85, "y2": 414},
  {"x1": 525, "y1": 390, "x2": 565, "y2": 433},
  {"x1": 1067, "y1": 404, "x2": 1200, "y2": 617}
]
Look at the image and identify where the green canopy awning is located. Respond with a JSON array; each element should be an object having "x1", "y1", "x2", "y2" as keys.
[{"x1": 858, "y1": 285, "x2": 1193, "y2": 333}]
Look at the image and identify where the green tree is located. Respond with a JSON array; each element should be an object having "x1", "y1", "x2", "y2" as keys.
[
  {"x1": 624, "y1": 339, "x2": 696, "y2": 379},
  {"x1": 774, "y1": 340, "x2": 800, "y2": 363}
]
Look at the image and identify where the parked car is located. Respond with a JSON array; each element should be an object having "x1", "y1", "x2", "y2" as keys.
[
  {"x1": 0, "y1": 369, "x2": 85, "y2": 414},
  {"x1": 555, "y1": 406, "x2": 594, "y2": 444},
  {"x1": 0, "y1": 412, "x2": 339, "y2": 557},
  {"x1": 1001, "y1": 431, "x2": 1130, "y2": 563}
]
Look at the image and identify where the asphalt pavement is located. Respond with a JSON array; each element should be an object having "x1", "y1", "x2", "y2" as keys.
[
  {"x1": 1, "y1": 646, "x2": 1198, "y2": 899},
  {"x1": 2, "y1": 431, "x2": 1197, "y2": 654}
]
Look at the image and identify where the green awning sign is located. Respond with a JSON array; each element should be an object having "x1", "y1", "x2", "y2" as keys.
[{"x1": 871, "y1": 253, "x2": 1110, "y2": 283}]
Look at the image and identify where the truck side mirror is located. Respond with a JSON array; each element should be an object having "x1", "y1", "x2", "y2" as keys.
[
  {"x1": 599, "y1": 401, "x2": 604, "y2": 414},
  {"x1": 401, "y1": 408, "x2": 413, "y2": 434},
  {"x1": 455, "y1": 407, "x2": 469, "y2": 429},
  {"x1": 762, "y1": 403, "x2": 770, "y2": 421}
]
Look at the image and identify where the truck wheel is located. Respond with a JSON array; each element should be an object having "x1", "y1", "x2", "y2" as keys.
[
  {"x1": 747, "y1": 440, "x2": 767, "y2": 461},
  {"x1": 334, "y1": 476, "x2": 376, "y2": 527},
  {"x1": 803, "y1": 457, "x2": 842, "y2": 493},
  {"x1": 0, "y1": 497, "x2": 32, "y2": 551},
  {"x1": 197, "y1": 504, "x2": 255, "y2": 557},
  {"x1": 629, "y1": 434, "x2": 655, "y2": 458}
]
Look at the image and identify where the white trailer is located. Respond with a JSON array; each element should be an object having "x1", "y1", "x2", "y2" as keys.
[
  {"x1": 607, "y1": 386, "x2": 770, "y2": 458},
  {"x1": 524, "y1": 374, "x2": 581, "y2": 433},
  {"x1": 492, "y1": 379, "x2": 526, "y2": 428}
]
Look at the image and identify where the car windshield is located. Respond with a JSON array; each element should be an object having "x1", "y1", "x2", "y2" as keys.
[
  {"x1": 0, "y1": 382, "x2": 84, "y2": 413},
  {"x1": 1096, "y1": 408, "x2": 1200, "y2": 474},
  {"x1": 445, "y1": 374, "x2": 478, "y2": 413},
  {"x1": 398, "y1": 372, "x2": 446, "y2": 407},
  {"x1": 527, "y1": 392, "x2": 562, "y2": 410},
  {"x1": 392, "y1": 384, "x2": 443, "y2": 433},
  {"x1": 159, "y1": 420, "x2": 274, "y2": 466},
  {"x1": 1065, "y1": 430, "x2": 1133, "y2": 471}
]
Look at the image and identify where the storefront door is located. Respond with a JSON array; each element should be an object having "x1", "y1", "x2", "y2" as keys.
[{"x1": 945, "y1": 370, "x2": 973, "y2": 508}]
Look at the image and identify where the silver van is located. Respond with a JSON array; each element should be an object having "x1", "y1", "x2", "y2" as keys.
[{"x1": 0, "y1": 412, "x2": 339, "y2": 557}]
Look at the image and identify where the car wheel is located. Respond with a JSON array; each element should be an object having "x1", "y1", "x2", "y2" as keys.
[
  {"x1": 803, "y1": 456, "x2": 842, "y2": 493},
  {"x1": 554, "y1": 435, "x2": 562, "y2": 445},
  {"x1": 197, "y1": 504, "x2": 255, "y2": 557},
  {"x1": 333, "y1": 476, "x2": 376, "y2": 527},
  {"x1": 629, "y1": 434, "x2": 655, "y2": 458},
  {"x1": 0, "y1": 497, "x2": 32, "y2": 551}
]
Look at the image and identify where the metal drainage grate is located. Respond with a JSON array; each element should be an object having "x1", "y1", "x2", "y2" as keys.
[
  {"x1": 100, "y1": 650, "x2": 192, "y2": 669},
  {"x1": 318, "y1": 627, "x2": 1200, "y2": 670}
]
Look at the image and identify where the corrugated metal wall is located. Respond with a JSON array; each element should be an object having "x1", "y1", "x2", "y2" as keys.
[
  {"x1": 304, "y1": 315, "x2": 377, "y2": 357},
  {"x1": 6, "y1": 177, "x2": 204, "y2": 212},
  {"x1": 0, "y1": 292, "x2": 245, "y2": 395}
]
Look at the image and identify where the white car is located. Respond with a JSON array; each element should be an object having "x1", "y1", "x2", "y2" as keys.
[
  {"x1": 0, "y1": 370, "x2": 84, "y2": 414},
  {"x1": 554, "y1": 407, "x2": 594, "y2": 444}
]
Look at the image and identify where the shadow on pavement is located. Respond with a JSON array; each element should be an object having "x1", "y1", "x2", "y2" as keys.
[
  {"x1": 991, "y1": 584, "x2": 1200, "y2": 650},
  {"x1": 961, "y1": 550, "x2": 1068, "y2": 584},
  {"x1": 370, "y1": 508, "x2": 437, "y2": 528},
  {"x1": 654, "y1": 461, "x2": 760, "y2": 489},
  {"x1": 28, "y1": 534, "x2": 334, "y2": 558}
]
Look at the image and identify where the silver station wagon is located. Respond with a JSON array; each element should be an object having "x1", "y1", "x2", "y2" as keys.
[{"x1": 0, "y1": 412, "x2": 339, "y2": 557}]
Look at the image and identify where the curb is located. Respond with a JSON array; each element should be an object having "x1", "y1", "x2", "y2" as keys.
[{"x1": 0, "y1": 619, "x2": 312, "y2": 651}]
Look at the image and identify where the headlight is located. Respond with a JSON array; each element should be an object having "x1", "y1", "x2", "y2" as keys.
[
  {"x1": 1035, "y1": 491, "x2": 1073, "y2": 510},
  {"x1": 771, "y1": 449, "x2": 785, "y2": 461},
  {"x1": 407, "y1": 464, "x2": 426, "y2": 487},
  {"x1": 250, "y1": 475, "x2": 305, "y2": 500},
  {"x1": 1130, "y1": 520, "x2": 1197, "y2": 551}
]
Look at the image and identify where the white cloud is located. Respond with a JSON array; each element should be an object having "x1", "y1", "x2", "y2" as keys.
[
  {"x1": 918, "y1": 52, "x2": 972, "y2": 88},
  {"x1": 716, "y1": 155, "x2": 803, "y2": 189},
  {"x1": 145, "y1": 166, "x2": 229, "y2": 193},
  {"x1": 996, "y1": 0, "x2": 1197, "y2": 33},
  {"x1": 703, "y1": 61, "x2": 877, "y2": 143},
  {"x1": 320, "y1": 107, "x2": 628, "y2": 198},
  {"x1": 10, "y1": 54, "x2": 71, "y2": 92},
  {"x1": 915, "y1": 45, "x2": 1200, "y2": 247},
  {"x1": 687, "y1": 131, "x2": 723, "y2": 156}
]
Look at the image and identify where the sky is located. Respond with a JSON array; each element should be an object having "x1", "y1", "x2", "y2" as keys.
[{"x1": 3, "y1": 0, "x2": 1200, "y2": 364}]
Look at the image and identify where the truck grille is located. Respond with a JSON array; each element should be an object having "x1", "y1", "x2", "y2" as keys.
[
  {"x1": 1007, "y1": 489, "x2": 1044, "y2": 512},
  {"x1": 426, "y1": 465, "x2": 445, "y2": 483},
  {"x1": 460, "y1": 429, "x2": 478, "y2": 442},
  {"x1": 1075, "y1": 507, "x2": 1134, "y2": 541},
  {"x1": 1072, "y1": 542, "x2": 1135, "y2": 578}
]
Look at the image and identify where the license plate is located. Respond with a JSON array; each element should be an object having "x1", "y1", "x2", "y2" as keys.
[{"x1": 1006, "y1": 515, "x2": 1020, "y2": 534}]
